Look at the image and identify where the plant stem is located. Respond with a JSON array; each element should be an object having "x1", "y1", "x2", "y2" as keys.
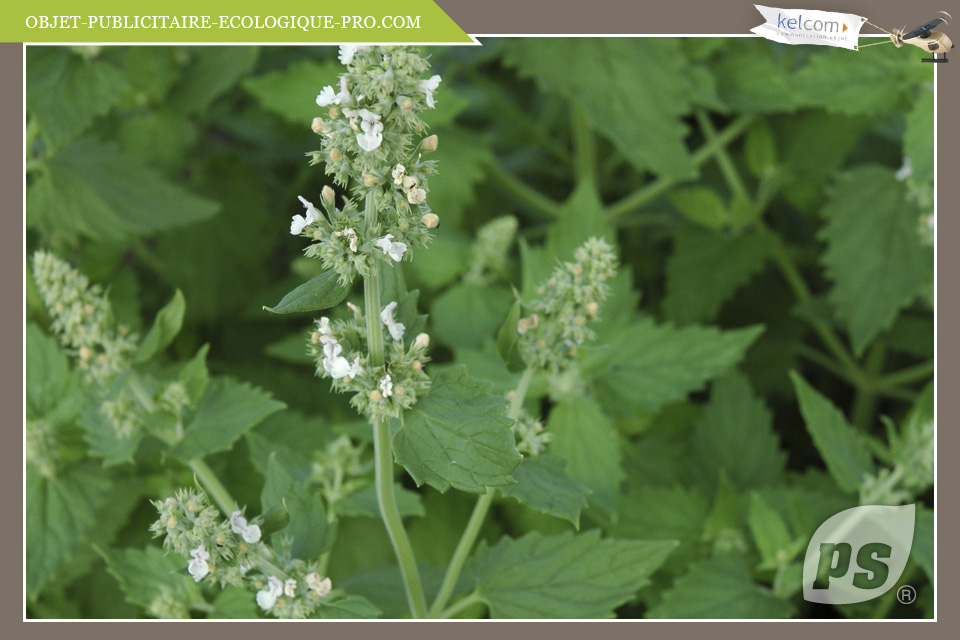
[
  {"x1": 363, "y1": 189, "x2": 427, "y2": 619},
  {"x1": 878, "y1": 360, "x2": 934, "y2": 388},
  {"x1": 605, "y1": 114, "x2": 755, "y2": 222},
  {"x1": 694, "y1": 110, "x2": 749, "y2": 201},
  {"x1": 189, "y1": 458, "x2": 238, "y2": 514},
  {"x1": 428, "y1": 367, "x2": 535, "y2": 618},
  {"x1": 438, "y1": 591, "x2": 484, "y2": 619},
  {"x1": 852, "y1": 342, "x2": 886, "y2": 431},
  {"x1": 486, "y1": 162, "x2": 562, "y2": 219}
]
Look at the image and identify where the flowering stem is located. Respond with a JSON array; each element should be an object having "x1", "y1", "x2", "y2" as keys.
[
  {"x1": 428, "y1": 367, "x2": 535, "y2": 618},
  {"x1": 189, "y1": 458, "x2": 238, "y2": 514},
  {"x1": 363, "y1": 189, "x2": 428, "y2": 619}
]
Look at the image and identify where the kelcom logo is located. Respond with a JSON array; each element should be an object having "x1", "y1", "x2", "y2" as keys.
[
  {"x1": 777, "y1": 12, "x2": 848, "y2": 33},
  {"x1": 803, "y1": 504, "x2": 915, "y2": 605}
]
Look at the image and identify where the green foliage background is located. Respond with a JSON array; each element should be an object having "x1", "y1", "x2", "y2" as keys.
[{"x1": 25, "y1": 39, "x2": 935, "y2": 619}]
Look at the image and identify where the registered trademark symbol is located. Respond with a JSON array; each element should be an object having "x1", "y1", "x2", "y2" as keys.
[{"x1": 897, "y1": 585, "x2": 917, "y2": 605}]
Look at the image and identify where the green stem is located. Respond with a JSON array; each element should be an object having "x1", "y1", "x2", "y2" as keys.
[
  {"x1": 571, "y1": 103, "x2": 597, "y2": 189},
  {"x1": 428, "y1": 367, "x2": 535, "y2": 618},
  {"x1": 695, "y1": 110, "x2": 749, "y2": 201},
  {"x1": 605, "y1": 114, "x2": 755, "y2": 222},
  {"x1": 189, "y1": 459, "x2": 238, "y2": 514},
  {"x1": 438, "y1": 591, "x2": 484, "y2": 619},
  {"x1": 852, "y1": 342, "x2": 886, "y2": 431},
  {"x1": 878, "y1": 360, "x2": 934, "y2": 388},
  {"x1": 486, "y1": 162, "x2": 561, "y2": 219},
  {"x1": 363, "y1": 190, "x2": 427, "y2": 619}
]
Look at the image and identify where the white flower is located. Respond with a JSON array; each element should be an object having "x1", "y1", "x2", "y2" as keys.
[
  {"x1": 229, "y1": 511, "x2": 248, "y2": 535},
  {"x1": 298, "y1": 196, "x2": 323, "y2": 225},
  {"x1": 338, "y1": 45, "x2": 370, "y2": 65},
  {"x1": 305, "y1": 572, "x2": 333, "y2": 597},
  {"x1": 357, "y1": 120, "x2": 383, "y2": 152},
  {"x1": 347, "y1": 356, "x2": 364, "y2": 378},
  {"x1": 316, "y1": 317, "x2": 333, "y2": 336},
  {"x1": 323, "y1": 338, "x2": 342, "y2": 360},
  {"x1": 379, "y1": 375, "x2": 394, "y2": 398},
  {"x1": 316, "y1": 85, "x2": 339, "y2": 107},
  {"x1": 419, "y1": 75, "x2": 442, "y2": 108},
  {"x1": 256, "y1": 577, "x2": 283, "y2": 611},
  {"x1": 392, "y1": 164, "x2": 406, "y2": 185},
  {"x1": 338, "y1": 77, "x2": 353, "y2": 105},
  {"x1": 323, "y1": 348, "x2": 353, "y2": 379},
  {"x1": 380, "y1": 301, "x2": 406, "y2": 341},
  {"x1": 358, "y1": 109, "x2": 381, "y2": 127},
  {"x1": 242, "y1": 523, "x2": 261, "y2": 544},
  {"x1": 336, "y1": 227, "x2": 359, "y2": 252},
  {"x1": 187, "y1": 545, "x2": 210, "y2": 582},
  {"x1": 284, "y1": 579, "x2": 298, "y2": 597},
  {"x1": 290, "y1": 215, "x2": 308, "y2": 235},
  {"x1": 402, "y1": 175, "x2": 419, "y2": 192},
  {"x1": 407, "y1": 188, "x2": 427, "y2": 205},
  {"x1": 374, "y1": 234, "x2": 407, "y2": 262},
  {"x1": 896, "y1": 157, "x2": 913, "y2": 182}
]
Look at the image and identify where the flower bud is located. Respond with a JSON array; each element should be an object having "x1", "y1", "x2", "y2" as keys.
[
  {"x1": 413, "y1": 360, "x2": 423, "y2": 372},
  {"x1": 394, "y1": 385, "x2": 405, "y2": 397},
  {"x1": 517, "y1": 314, "x2": 539, "y2": 335},
  {"x1": 328, "y1": 107, "x2": 341, "y2": 119},
  {"x1": 311, "y1": 117, "x2": 325, "y2": 134},
  {"x1": 586, "y1": 301, "x2": 599, "y2": 317},
  {"x1": 414, "y1": 333, "x2": 430, "y2": 350},
  {"x1": 311, "y1": 331, "x2": 321, "y2": 345},
  {"x1": 329, "y1": 148, "x2": 343, "y2": 162},
  {"x1": 421, "y1": 213, "x2": 439, "y2": 229},
  {"x1": 398, "y1": 96, "x2": 414, "y2": 110},
  {"x1": 363, "y1": 174, "x2": 378, "y2": 187},
  {"x1": 422, "y1": 135, "x2": 438, "y2": 152},
  {"x1": 322, "y1": 185, "x2": 335, "y2": 203},
  {"x1": 369, "y1": 390, "x2": 382, "y2": 402},
  {"x1": 79, "y1": 346, "x2": 93, "y2": 362},
  {"x1": 402, "y1": 176, "x2": 419, "y2": 192}
]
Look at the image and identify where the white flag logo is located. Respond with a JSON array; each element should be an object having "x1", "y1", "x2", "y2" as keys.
[{"x1": 752, "y1": 5, "x2": 866, "y2": 50}]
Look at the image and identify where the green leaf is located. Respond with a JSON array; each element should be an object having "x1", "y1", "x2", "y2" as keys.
[
  {"x1": 28, "y1": 138, "x2": 220, "y2": 243},
  {"x1": 264, "y1": 271, "x2": 353, "y2": 315},
  {"x1": 134, "y1": 289, "x2": 185, "y2": 363},
  {"x1": 744, "y1": 120, "x2": 778, "y2": 177},
  {"x1": 245, "y1": 411, "x2": 331, "y2": 482},
  {"x1": 587, "y1": 318, "x2": 763, "y2": 414},
  {"x1": 261, "y1": 455, "x2": 336, "y2": 561},
  {"x1": 98, "y1": 545, "x2": 202, "y2": 617},
  {"x1": 504, "y1": 39, "x2": 696, "y2": 178},
  {"x1": 647, "y1": 552, "x2": 795, "y2": 618},
  {"x1": 393, "y1": 366, "x2": 522, "y2": 494},
  {"x1": 692, "y1": 372, "x2": 786, "y2": 490},
  {"x1": 431, "y1": 283, "x2": 514, "y2": 349},
  {"x1": 179, "y1": 344, "x2": 210, "y2": 404},
  {"x1": 167, "y1": 46, "x2": 260, "y2": 114},
  {"x1": 26, "y1": 48, "x2": 128, "y2": 151},
  {"x1": 668, "y1": 187, "x2": 727, "y2": 229},
  {"x1": 336, "y1": 484, "x2": 425, "y2": 519},
  {"x1": 318, "y1": 595, "x2": 382, "y2": 619},
  {"x1": 546, "y1": 397, "x2": 623, "y2": 514},
  {"x1": 711, "y1": 42, "x2": 796, "y2": 113},
  {"x1": 469, "y1": 530, "x2": 676, "y2": 618},
  {"x1": 243, "y1": 58, "x2": 343, "y2": 126},
  {"x1": 26, "y1": 324, "x2": 75, "y2": 419},
  {"x1": 904, "y1": 90, "x2": 934, "y2": 185},
  {"x1": 790, "y1": 372, "x2": 875, "y2": 493},
  {"x1": 748, "y1": 493, "x2": 796, "y2": 570},
  {"x1": 26, "y1": 463, "x2": 111, "y2": 598},
  {"x1": 210, "y1": 587, "x2": 261, "y2": 619},
  {"x1": 663, "y1": 227, "x2": 769, "y2": 324},
  {"x1": 820, "y1": 165, "x2": 933, "y2": 354},
  {"x1": 424, "y1": 129, "x2": 494, "y2": 227},
  {"x1": 170, "y1": 379, "x2": 286, "y2": 461},
  {"x1": 496, "y1": 300, "x2": 526, "y2": 373},
  {"x1": 498, "y1": 454, "x2": 591, "y2": 528},
  {"x1": 912, "y1": 505, "x2": 934, "y2": 582}
]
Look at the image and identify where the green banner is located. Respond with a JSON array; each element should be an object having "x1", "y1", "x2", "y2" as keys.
[{"x1": 8, "y1": 1, "x2": 472, "y2": 43}]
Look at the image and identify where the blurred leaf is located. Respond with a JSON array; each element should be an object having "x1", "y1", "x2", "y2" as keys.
[
  {"x1": 265, "y1": 271, "x2": 353, "y2": 315},
  {"x1": 27, "y1": 48, "x2": 127, "y2": 151},
  {"x1": 261, "y1": 455, "x2": 336, "y2": 561},
  {"x1": 337, "y1": 484, "x2": 425, "y2": 519},
  {"x1": 496, "y1": 300, "x2": 526, "y2": 373},
  {"x1": 170, "y1": 379, "x2": 286, "y2": 461},
  {"x1": 432, "y1": 283, "x2": 513, "y2": 349},
  {"x1": 820, "y1": 165, "x2": 933, "y2": 354},
  {"x1": 179, "y1": 345, "x2": 211, "y2": 404},
  {"x1": 744, "y1": 119, "x2": 778, "y2": 177},
  {"x1": 469, "y1": 530, "x2": 676, "y2": 618},
  {"x1": 210, "y1": 586, "x2": 260, "y2": 619},
  {"x1": 711, "y1": 41, "x2": 796, "y2": 113},
  {"x1": 668, "y1": 187, "x2": 727, "y2": 229},
  {"x1": 243, "y1": 58, "x2": 343, "y2": 126},
  {"x1": 28, "y1": 138, "x2": 219, "y2": 243},
  {"x1": 790, "y1": 372, "x2": 875, "y2": 493},
  {"x1": 26, "y1": 324, "x2": 76, "y2": 420},
  {"x1": 904, "y1": 90, "x2": 934, "y2": 185},
  {"x1": 393, "y1": 366, "x2": 522, "y2": 494},
  {"x1": 612, "y1": 485, "x2": 708, "y2": 572},
  {"x1": 498, "y1": 454, "x2": 591, "y2": 528},
  {"x1": 748, "y1": 493, "x2": 797, "y2": 570},
  {"x1": 546, "y1": 396, "x2": 623, "y2": 514},
  {"x1": 424, "y1": 128, "x2": 493, "y2": 226},
  {"x1": 318, "y1": 595, "x2": 382, "y2": 619},
  {"x1": 912, "y1": 505, "x2": 934, "y2": 582},
  {"x1": 167, "y1": 47, "x2": 260, "y2": 113},
  {"x1": 98, "y1": 545, "x2": 203, "y2": 617},
  {"x1": 135, "y1": 289, "x2": 185, "y2": 363},
  {"x1": 692, "y1": 372, "x2": 786, "y2": 490},
  {"x1": 647, "y1": 552, "x2": 795, "y2": 618}
]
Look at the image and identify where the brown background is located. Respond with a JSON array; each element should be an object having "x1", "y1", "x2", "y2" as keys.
[{"x1": 8, "y1": 0, "x2": 955, "y2": 635}]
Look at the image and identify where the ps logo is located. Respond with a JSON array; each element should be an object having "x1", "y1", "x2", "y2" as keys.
[{"x1": 803, "y1": 504, "x2": 915, "y2": 605}]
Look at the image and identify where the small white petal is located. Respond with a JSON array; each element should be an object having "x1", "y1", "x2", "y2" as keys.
[
  {"x1": 242, "y1": 524, "x2": 261, "y2": 544},
  {"x1": 284, "y1": 579, "x2": 298, "y2": 597},
  {"x1": 379, "y1": 375, "x2": 394, "y2": 398},
  {"x1": 298, "y1": 196, "x2": 323, "y2": 224},
  {"x1": 316, "y1": 86, "x2": 339, "y2": 107},
  {"x1": 419, "y1": 75, "x2": 442, "y2": 108},
  {"x1": 290, "y1": 214, "x2": 307, "y2": 235},
  {"x1": 256, "y1": 589, "x2": 278, "y2": 611},
  {"x1": 315, "y1": 577, "x2": 332, "y2": 597}
]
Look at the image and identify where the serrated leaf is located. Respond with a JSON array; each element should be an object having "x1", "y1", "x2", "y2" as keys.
[
  {"x1": 167, "y1": 46, "x2": 259, "y2": 114},
  {"x1": 393, "y1": 366, "x2": 522, "y2": 494},
  {"x1": 647, "y1": 552, "x2": 795, "y2": 618},
  {"x1": 692, "y1": 372, "x2": 786, "y2": 489},
  {"x1": 243, "y1": 58, "x2": 343, "y2": 126},
  {"x1": 711, "y1": 41, "x2": 796, "y2": 113},
  {"x1": 820, "y1": 165, "x2": 933, "y2": 354},
  {"x1": 504, "y1": 39, "x2": 696, "y2": 178},
  {"x1": 170, "y1": 379, "x2": 286, "y2": 461},
  {"x1": 264, "y1": 270, "x2": 353, "y2": 315},
  {"x1": 179, "y1": 344, "x2": 210, "y2": 404},
  {"x1": 98, "y1": 545, "x2": 202, "y2": 617},
  {"x1": 336, "y1": 484, "x2": 425, "y2": 519},
  {"x1": 27, "y1": 48, "x2": 128, "y2": 151},
  {"x1": 318, "y1": 595, "x2": 382, "y2": 619},
  {"x1": 28, "y1": 138, "x2": 219, "y2": 243},
  {"x1": 135, "y1": 289, "x2": 185, "y2": 363},
  {"x1": 546, "y1": 397, "x2": 623, "y2": 514},
  {"x1": 587, "y1": 317, "x2": 763, "y2": 414},
  {"x1": 904, "y1": 90, "x2": 934, "y2": 185},
  {"x1": 664, "y1": 227, "x2": 769, "y2": 324},
  {"x1": 26, "y1": 463, "x2": 111, "y2": 598},
  {"x1": 611, "y1": 485, "x2": 708, "y2": 572},
  {"x1": 469, "y1": 530, "x2": 676, "y2": 618},
  {"x1": 78, "y1": 371, "x2": 150, "y2": 466},
  {"x1": 261, "y1": 455, "x2": 336, "y2": 561},
  {"x1": 496, "y1": 300, "x2": 526, "y2": 373},
  {"x1": 431, "y1": 283, "x2": 514, "y2": 349},
  {"x1": 790, "y1": 372, "x2": 875, "y2": 493},
  {"x1": 748, "y1": 493, "x2": 795, "y2": 569},
  {"x1": 26, "y1": 323, "x2": 75, "y2": 419},
  {"x1": 498, "y1": 454, "x2": 591, "y2": 528}
]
